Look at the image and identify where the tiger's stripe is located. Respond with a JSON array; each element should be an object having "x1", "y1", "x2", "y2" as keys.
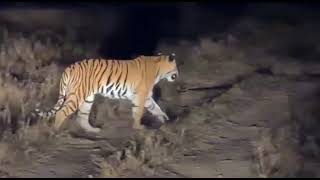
[{"x1": 34, "y1": 54, "x2": 178, "y2": 132}]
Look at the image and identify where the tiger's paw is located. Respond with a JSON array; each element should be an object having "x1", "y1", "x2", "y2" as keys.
[
  {"x1": 85, "y1": 127, "x2": 101, "y2": 133},
  {"x1": 157, "y1": 114, "x2": 169, "y2": 123},
  {"x1": 133, "y1": 124, "x2": 146, "y2": 130}
]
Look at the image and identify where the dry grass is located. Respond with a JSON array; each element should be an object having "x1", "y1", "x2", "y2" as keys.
[
  {"x1": 0, "y1": 8, "x2": 120, "y2": 41},
  {"x1": 0, "y1": 25, "x2": 99, "y2": 157},
  {"x1": 0, "y1": 24, "x2": 101, "y2": 177},
  {"x1": 95, "y1": 129, "x2": 182, "y2": 178},
  {"x1": 252, "y1": 129, "x2": 303, "y2": 178}
]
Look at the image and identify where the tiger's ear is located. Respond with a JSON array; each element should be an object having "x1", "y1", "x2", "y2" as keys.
[{"x1": 169, "y1": 53, "x2": 176, "y2": 62}]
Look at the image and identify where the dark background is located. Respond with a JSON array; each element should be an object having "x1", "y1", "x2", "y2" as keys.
[{"x1": 0, "y1": 2, "x2": 318, "y2": 59}]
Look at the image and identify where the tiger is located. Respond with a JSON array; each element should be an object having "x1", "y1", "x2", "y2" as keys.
[{"x1": 34, "y1": 53, "x2": 179, "y2": 133}]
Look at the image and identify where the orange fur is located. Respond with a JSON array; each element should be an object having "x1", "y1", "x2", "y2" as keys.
[{"x1": 35, "y1": 54, "x2": 179, "y2": 131}]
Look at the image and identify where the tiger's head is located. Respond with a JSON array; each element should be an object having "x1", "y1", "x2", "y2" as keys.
[{"x1": 155, "y1": 52, "x2": 179, "y2": 82}]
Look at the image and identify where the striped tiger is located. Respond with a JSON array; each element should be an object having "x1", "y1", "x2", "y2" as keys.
[{"x1": 34, "y1": 53, "x2": 179, "y2": 132}]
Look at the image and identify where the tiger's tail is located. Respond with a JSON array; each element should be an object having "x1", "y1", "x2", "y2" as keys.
[
  {"x1": 34, "y1": 95, "x2": 65, "y2": 120},
  {"x1": 32, "y1": 71, "x2": 69, "y2": 120}
]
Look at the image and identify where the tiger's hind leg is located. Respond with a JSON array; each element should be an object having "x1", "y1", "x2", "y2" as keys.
[
  {"x1": 77, "y1": 95, "x2": 100, "y2": 133},
  {"x1": 54, "y1": 94, "x2": 79, "y2": 131}
]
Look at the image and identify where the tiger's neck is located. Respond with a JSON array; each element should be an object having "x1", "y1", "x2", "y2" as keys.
[{"x1": 130, "y1": 58, "x2": 162, "y2": 89}]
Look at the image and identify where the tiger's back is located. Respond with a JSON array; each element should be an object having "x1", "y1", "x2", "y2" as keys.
[{"x1": 64, "y1": 59, "x2": 134, "y2": 101}]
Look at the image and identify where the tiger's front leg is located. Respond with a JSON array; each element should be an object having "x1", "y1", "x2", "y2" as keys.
[
  {"x1": 131, "y1": 90, "x2": 148, "y2": 130},
  {"x1": 145, "y1": 97, "x2": 169, "y2": 123}
]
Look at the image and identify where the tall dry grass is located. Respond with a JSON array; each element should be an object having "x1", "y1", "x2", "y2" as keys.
[{"x1": 0, "y1": 25, "x2": 99, "y2": 143}]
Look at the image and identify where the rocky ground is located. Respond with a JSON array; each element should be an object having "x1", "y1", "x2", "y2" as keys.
[{"x1": 1, "y1": 7, "x2": 320, "y2": 178}]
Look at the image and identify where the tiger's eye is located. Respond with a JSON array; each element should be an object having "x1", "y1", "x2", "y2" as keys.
[{"x1": 172, "y1": 74, "x2": 177, "y2": 80}]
